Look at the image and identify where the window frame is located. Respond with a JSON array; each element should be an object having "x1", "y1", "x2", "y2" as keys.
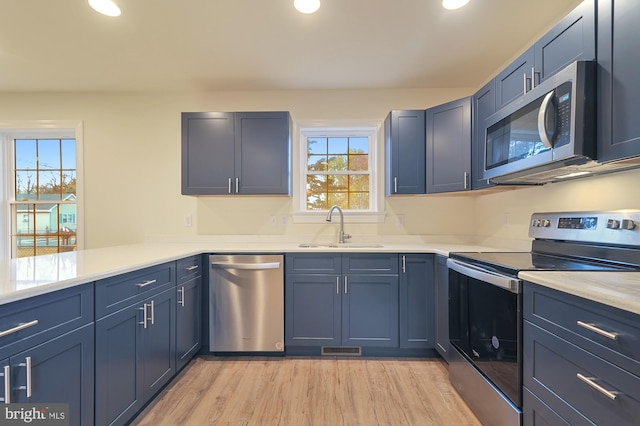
[
  {"x1": 0, "y1": 120, "x2": 84, "y2": 259},
  {"x1": 292, "y1": 119, "x2": 385, "y2": 223}
]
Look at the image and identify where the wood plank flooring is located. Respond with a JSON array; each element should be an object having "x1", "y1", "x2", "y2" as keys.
[{"x1": 132, "y1": 356, "x2": 481, "y2": 426}]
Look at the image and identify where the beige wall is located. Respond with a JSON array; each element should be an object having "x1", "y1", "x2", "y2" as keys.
[{"x1": 2, "y1": 89, "x2": 638, "y2": 249}]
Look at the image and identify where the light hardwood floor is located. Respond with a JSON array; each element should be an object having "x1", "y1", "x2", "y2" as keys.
[{"x1": 132, "y1": 356, "x2": 481, "y2": 426}]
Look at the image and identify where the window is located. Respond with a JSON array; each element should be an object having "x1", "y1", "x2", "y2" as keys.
[
  {"x1": 1, "y1": 121, "x2": 83, "y2": 259},
  {"x1": 293, "y1": 121, "x2": 385, "y2": 223}
]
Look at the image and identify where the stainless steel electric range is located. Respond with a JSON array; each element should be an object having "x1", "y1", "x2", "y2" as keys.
[{"x1": 447, "y1": 210, "x2": 640, "y2": 426}]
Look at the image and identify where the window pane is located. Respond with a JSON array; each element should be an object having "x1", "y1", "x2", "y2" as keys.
[
  {"x1": 15, "y1": 139, "x2": 37, "y2": 170},
  {"x1": 63, "y1": 171, "x2": 77, "y2": 196},
  {"x1": 327, "y1": 193, "x2": 348, "y2": 208},
  {"x1": 306, "y1": 174, "x2": 327, "y2": 210},
  {"x1": 349, "y1": 192, "x2": 370, "y2": 210},
  {"x1": 62, "y1": 139, "x2": 76, "y2": 169},
  {"x1": 307, "y1": 138, "x2": 327, "y2": 154},
  {"x1": 38, "y1": 139, "x2": 61, "y2": 169},
  {"x1": 39, "y1": 170, "x2": 62, "y2": 199},
  {"x1": 328, "y1": 137, "x2": 348, "y2": 154},
  {"x1": 349, "y1": 175, "x2": 369, "y2": 192},
  {"x1": 327, "y1": 155, "x2": 347, "y2": 171},
  {"x1": 11, "y1": 203, "x2": 77, "y2": 258},
  {"x1": 349, "y1": 137, "x2": 369, "y2": 154},
  {"x1": 15, "y1": 171, "x2": 37, "y2": 200},
  {"x1": 348, "y1": 154, "x2": 368, "y2": 171},
  {"x1": 307, "y1": 155, "x2": 327, "y2": 171},
  {"x1": 327, "y1": 175, "x2": 348, "y2": 192}
]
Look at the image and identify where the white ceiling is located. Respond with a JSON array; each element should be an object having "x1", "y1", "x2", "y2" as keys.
[{"x1": 0, "y1": 0, "x2": 582, "y2": 92}]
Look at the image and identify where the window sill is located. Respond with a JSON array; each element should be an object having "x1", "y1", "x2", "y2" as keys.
[{"x1": 291, "y1": 211, "x2": 386, "y2": 224}]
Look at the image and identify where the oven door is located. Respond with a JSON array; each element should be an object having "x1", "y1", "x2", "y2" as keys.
[{"x1": 448, "y1": 258, "x2": 523, "y2": 408}]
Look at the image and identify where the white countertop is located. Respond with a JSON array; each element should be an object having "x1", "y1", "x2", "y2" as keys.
[
  {"x1": 0, "y1": 239, "x2": 500, "y2": 305},
  {"x1": 519, "y1": 271, "x2": 640, "y2": 315}
]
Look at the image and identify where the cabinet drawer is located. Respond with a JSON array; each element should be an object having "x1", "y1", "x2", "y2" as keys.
[
  {"x1": 177, "y1": 255, "x2": 202, "y2": 283},
  {"x1": 286, "y1": 254, "x2": 341, "y2": 274},
  {"x1": 342, "y1": 254, "x2": 398, "y2": 274},
  {"x1": 95, "y1": 263, "x2": 175, "y2": 319},
  {"x1": 524, "y1": 321, "x2": 640, "y2": 426},
  {"x1": 0, "y1": 284, "x2": 94, "y2": 359},
  {"x1": 524, "y1": 282, "x2": 640, "y2": 377}
]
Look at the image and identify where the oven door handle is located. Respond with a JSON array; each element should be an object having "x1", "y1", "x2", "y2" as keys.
[{"x1": 447, "y1": 258, "x2": 522, "y2": 293}]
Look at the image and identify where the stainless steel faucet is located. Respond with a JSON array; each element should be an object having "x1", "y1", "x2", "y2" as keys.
[{"x1": 326, "y1": 205, "x2": 351, "y2": 244}]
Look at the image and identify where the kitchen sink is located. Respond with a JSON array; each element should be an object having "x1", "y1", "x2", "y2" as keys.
[{"x1": 298, "y1": 243, "x2": 384, "y2": 249}]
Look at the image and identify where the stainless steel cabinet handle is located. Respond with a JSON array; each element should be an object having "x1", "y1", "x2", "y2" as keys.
[
  {"x1": 178, "y1": 287, "x2": 185, "y2": 307},
  {"x1": 336, "y1": 276, "x2": 339, "y2": 294},
  {"x1": 464, "y1": 171, "x2": 468, "y2": 189},
  {"x1": 228, "y1": 178, "x2": 232, "y2": 194},
  {"x1": 136, "y1": 279, "x2": 157, "y2": 288},
  {"x1": 0, "y1": 320, "x2": 39, "y2": 338},
  {"x1": 394, "y1": 177, "x2": 398, "y2": 193},
  {"x1": 577, "y1": 373, "x2": 618, "y2": 400},
  {"x1": 185, "y1": 265, "x2": 199, "y2": 271},
  {"x1": 150, "y1": 300, "x2": 155, "y2": 325},
  {"x1": 139, "y1": 303, "x2": 148, "y2": 328},
  {"x1": 577, "y1": 321, "x2": 619, "y2": 341},
  {"x1": 235, "y1": 178, "x2": 239, "y2": 193},
  {"x1": 523, "y1": 73, "x2": 529, "y2": 94},
  {"x1": 1, "y1": 365, "x2": 10, "y2": 403},
  {"x1": 531, "y1": 67, "x2": 537, "y2": 89},
  {"x1": 402, "y1": 256, "x2": 406, "y2": 273},
  {"x1": 344, "y1": 276, "x2": 348, "y2": 294},
  {"x1": 211, "y1": 261, "x2": 280, "y2": 270},
  {"x1": 17, "y1": 357, "x2": 32, "y2": 398}
]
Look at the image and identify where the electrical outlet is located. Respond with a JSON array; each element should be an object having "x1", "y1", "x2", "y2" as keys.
[
  {"x1": 396, "y1": 214, "x2": 405, "y2": 226},
  {"x1": 281, "y1": 215, "x2": 288, "y2": 225},
  {"x1": 183, "y1": 214, "x2": 192, "y2": 227},
  {"x1": 504, "y1": 212, "x2": 511, "y2": 227},
  {"x1": 269, "y1": 215, "x2": 278, "y2": 227}
]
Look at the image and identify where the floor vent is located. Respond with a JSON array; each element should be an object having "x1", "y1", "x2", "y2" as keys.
[{"x1": 321, "y1": 346, "x2": 362, "y2": 356}]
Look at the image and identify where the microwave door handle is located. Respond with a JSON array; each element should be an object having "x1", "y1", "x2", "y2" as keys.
[{"x1": 538, "y1": 91, "x2": 556, "y2": 149}]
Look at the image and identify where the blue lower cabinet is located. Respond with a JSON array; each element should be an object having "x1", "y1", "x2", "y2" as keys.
[
  {"x1": 176, "y1": 276, "x2": 202, "y2": 372},
  {"x1": 399, "y1": 254, "x2": 435, "y2": 349},
  {"x1": 9, "y1": 324, "x2": 94, "y2": 426},
  {"x1": 95, "y1": 285, "x2": 176, "y2": 426},
  {"x1": 342, "y1": 274, "x2": 398, "y2": 347}
]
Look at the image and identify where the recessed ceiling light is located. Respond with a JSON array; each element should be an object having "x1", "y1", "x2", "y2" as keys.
[
  {"x1": 442, "y1": 0, "x2": 471, "y2": 10},
  {"x1": 88, "y1": 0, "x2": 121, "y2": 17},
  {"x1": 294, "y1": 0, "x2": 321, "y2": 14}
]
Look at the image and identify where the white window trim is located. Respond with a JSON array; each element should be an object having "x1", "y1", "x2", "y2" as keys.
[
  {"x1": 292, "y1": 119, "x2": 386, "y2": 223},
  {"x1": 0, "y1": 120, "x2": 84, "y2": 259}
]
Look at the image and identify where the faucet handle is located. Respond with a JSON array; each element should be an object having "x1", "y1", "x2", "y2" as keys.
[{"x1": 343, "y1": 233, "x2": 352, "y2": 241}]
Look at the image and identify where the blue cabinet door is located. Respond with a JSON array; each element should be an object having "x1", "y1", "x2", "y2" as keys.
[
  {"x1": 11, "y1": 324, "x2": 94, "y2": 426},
  {"x1": 385, "y1": 110, "x2": 426, "y2": 195},
  {"x1": 341, "y1": 274, "x2": 398, "y2": 348},
  {"x1": 495, "y1": 48, "x2": 535, "y2": 110},
  {"x1": 181, "y1": 112, "x2": 235, "y2": 195},
  {"x1": 285, "y1": 274, "x2": 341, "y2": 347},
  {"x1": 472, "y1": 80, "x2": 495, "y2": 189},
  {"x1": 140, "y1": 287, "x2": 176, "y2": 403},
  {"x1": 534, "y1": 0, "x2": 595, "y2": 83},
  {"x1": 95, "y1": 303, "x2": 142, "y2": 426},
  {"x1": 426, "y1": 97, "x2": 472, "y2": 193},
  {"x1": 597, "y1": 0, "x2": 640, "y2": 162},
  {"x1": 235, "y1": 112, "x2": 291, "y2": 195},
  {"x1": 434, "y1": 255, "x2": 449, "y2": 361},
  {"x1": 176, "y1": 276, "x2": 202, "y2": 372},
  {"x1": 399, "y1": 255, "x2": 435, "y2": 349}
]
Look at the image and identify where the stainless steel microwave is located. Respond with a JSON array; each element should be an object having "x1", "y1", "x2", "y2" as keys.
[{"x1": 483, "y1": 61, "x2": 597, "y2": 184}]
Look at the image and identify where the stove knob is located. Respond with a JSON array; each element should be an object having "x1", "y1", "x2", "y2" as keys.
[
  {"x1": 607, "y1": 219, "x2": 620, "y2": 229},
  {"x1": 621, "y1": 219, "x2": 636, "y2": 230},
  {"x1": 541, "y1": 219, "x2": 551, "y2": 227}
]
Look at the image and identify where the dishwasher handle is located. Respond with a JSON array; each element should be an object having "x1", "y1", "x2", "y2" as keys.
[{"x1": 211, "y1": 261, "x2": 281, "y2": 270}]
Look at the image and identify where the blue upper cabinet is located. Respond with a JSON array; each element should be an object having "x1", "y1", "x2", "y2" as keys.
[
  {"x1": 495, "y1": 0, "x2": 595, "y2": 110},
  {"x1": 472, "y1": 80, "x2": 496, "y2": 190},
  {"x1": 385, "y1": 110, "x2": 426, "y2": 195},
  {"x1": 181, "y1": 111, "x2": 291, "y2": 195},
  {"x1": 426, "y1": 97, "x2": 472, "y2": 193},
  {"x1": 597, "y1": 0, "x2": 640, "y2": 163}
]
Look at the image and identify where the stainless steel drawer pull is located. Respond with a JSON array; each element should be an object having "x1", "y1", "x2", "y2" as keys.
[
  {"x1": 577, "y1": 321, "x2": 619, "y2": 341},
  {"x1": 344, "y1": 276, "x2": 348, "y2": 294},
  {"x1": 0, "y1": 320, "x2": 39, "y2": 338},
  {"x1": 1, "y1": 365, "x2": 10, "y2": 403},
  {"x1": 577, "y1": 373, "x2": 618, "y2": 400},
  {"x1": 185, "y1": 265, "x2": 199, "y2": 271},
  {"x1": 394, "y1": 177, "x2": 398, "y2": 193},
  {"x1": 178, "y1": 287, "x2": 185, "y2": 307},
  {"x1": 336, "y1": 277, "x2": 339, "y2": 294},
  {"x1": 136, "y1": 279, "x2": 157, "y2": 288},
  {"x1": 150, "y1": 300, "x2": 155, "y2": 325}
]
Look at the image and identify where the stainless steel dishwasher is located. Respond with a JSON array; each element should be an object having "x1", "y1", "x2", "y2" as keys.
[{"x1": 209, "y1": 254, "x2": 284, "y2": 353}]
